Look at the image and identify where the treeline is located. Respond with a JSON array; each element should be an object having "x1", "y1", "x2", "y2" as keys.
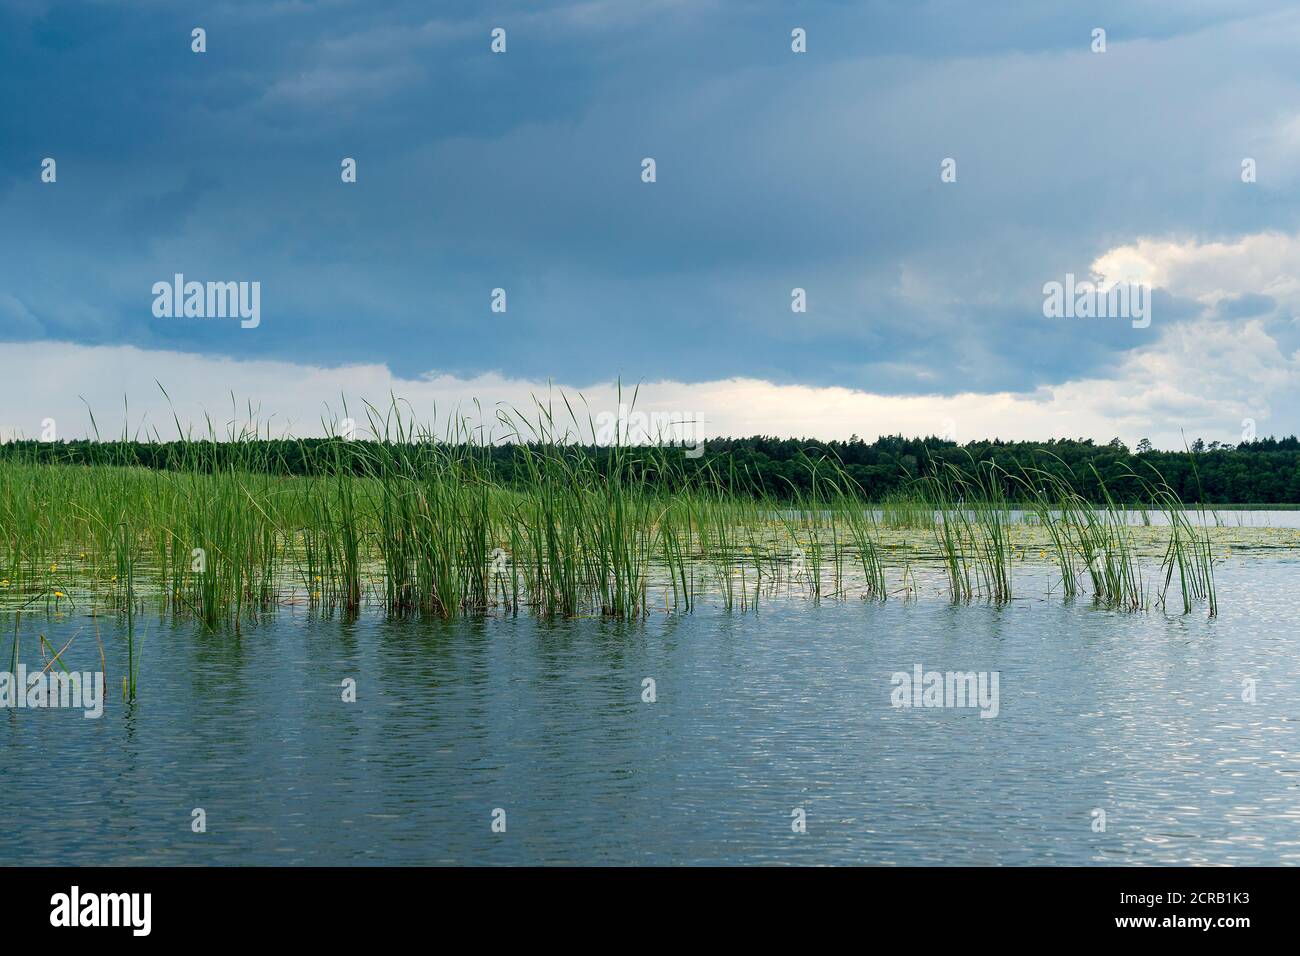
[{"x1": 3, "y1": 434, "x2": 1300, "y2": 504}]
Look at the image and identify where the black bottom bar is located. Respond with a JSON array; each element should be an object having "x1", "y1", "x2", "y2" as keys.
[{"x1": 0, "y1": 866, "x2": 1284, "y2": 941}]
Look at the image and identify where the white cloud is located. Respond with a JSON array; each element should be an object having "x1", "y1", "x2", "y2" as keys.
[
  {"x1": 6, "y1": 230, "x2": 1300, "y2": 451},
  {"x1": 0, "y1": 326, "x2": 1287, "y2": 450},
  {"x1": 1092, "y1": 232, "x2": 1300, "y2": 309},
  {"x1": 8, "y1": 226, "x2": 1300, "y2": 449}
]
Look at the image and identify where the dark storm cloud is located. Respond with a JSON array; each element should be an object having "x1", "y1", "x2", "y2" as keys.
[{"x1": 2, "y1": 0, "x2": 1298, "y2": 392}]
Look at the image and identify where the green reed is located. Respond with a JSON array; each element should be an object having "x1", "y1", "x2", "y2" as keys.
[{"x1": 0, "y1": 397, "x2": 1229, "y2": 625}]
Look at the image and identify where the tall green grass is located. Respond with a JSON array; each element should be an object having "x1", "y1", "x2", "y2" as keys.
[{"x1": 0, "y1": 398, "x2": 1224, "y2": 633}]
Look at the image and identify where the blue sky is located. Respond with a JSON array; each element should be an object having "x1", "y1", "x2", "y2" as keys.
[{"x1": 3, "y1": 1, "x2": 1300, "y2": 444}]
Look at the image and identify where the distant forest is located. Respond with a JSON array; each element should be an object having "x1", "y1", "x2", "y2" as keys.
[{"x1": 4, "y1": 434, "x2": 1300, "y2": 504}]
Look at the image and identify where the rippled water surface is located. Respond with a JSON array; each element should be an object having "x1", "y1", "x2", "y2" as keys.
[{"x1": 3, "y1": 559, "x2": 1298, "y2": 865}]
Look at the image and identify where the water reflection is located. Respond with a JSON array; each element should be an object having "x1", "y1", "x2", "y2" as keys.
[{"x1": 1, "y1": 562, "x2": 1297, "y2": 865}]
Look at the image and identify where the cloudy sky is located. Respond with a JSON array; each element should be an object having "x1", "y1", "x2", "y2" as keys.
[{"x1": 3, "y1": 0, "x2": 1300, "y2": 446}]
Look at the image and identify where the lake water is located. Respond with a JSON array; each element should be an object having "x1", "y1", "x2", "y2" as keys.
[{"x1": 2, "y1": 558, "x2": 1298, "y2": 865}]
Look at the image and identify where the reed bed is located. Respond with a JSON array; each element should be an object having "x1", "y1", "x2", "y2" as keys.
[{"x1": 0, "y1": 400, "x2": 1231, "y2": 633}]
